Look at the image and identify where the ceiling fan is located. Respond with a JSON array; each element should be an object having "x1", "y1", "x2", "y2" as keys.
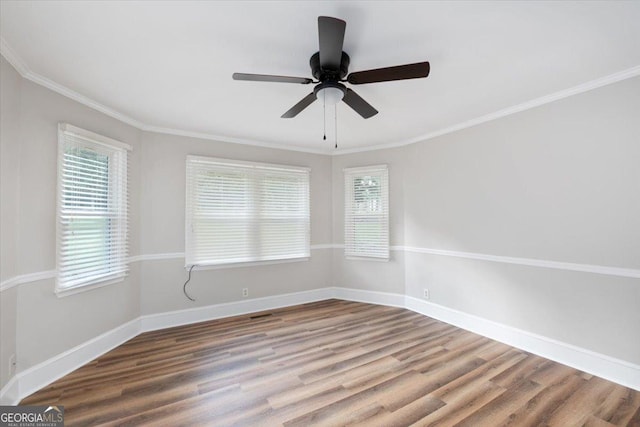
[{"x1": 232, "y1": 16, "x2": 430, "y2": 119}]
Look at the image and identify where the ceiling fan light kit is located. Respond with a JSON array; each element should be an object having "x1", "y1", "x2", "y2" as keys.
[
  {"x1": 315, "y1": 83, "x2": 345, "y2": 106},
  {"x1": 232, "y1": 16, "x2": 431, "y2": 122}
]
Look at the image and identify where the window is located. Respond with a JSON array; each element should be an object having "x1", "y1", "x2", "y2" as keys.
[
  {"x1": 185, "y1": 156, "x2": 310, "y2": 267},
  {"x1": 344, "y1": 165, "x2": 389, "y2": 259},
  {"x1": 56, "y1": 124, "x2": 130, "y2": 294}
]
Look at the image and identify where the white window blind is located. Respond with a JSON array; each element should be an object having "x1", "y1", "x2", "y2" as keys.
[
  {"x1": 56, "y1": 124, "x2": 130, "y2": 293},
  {"x1": 185, "y1": 156, "x2": 310, "y2": 267},
  {"x1": 344, "y1": 165, "x2": 389, "y2": 259}
]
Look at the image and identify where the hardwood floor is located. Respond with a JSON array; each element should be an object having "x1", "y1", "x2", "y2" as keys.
[{"x1": 21, "y1": 299, "x2": 640, "y2": 426}]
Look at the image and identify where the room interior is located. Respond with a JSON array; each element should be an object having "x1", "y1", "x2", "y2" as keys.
[{"x1": 1, "y1": 1, "x2": 639, "y2": 424}]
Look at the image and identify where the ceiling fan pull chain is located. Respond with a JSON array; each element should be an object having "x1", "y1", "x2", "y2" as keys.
[
  {"x1": 335, "y1": 105, "x2": 338, "y2": 149},
  {"x1": 323, "y1": 91, "x2": 327, "y2": 140}
]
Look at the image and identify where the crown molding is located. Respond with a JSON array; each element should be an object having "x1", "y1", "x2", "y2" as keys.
[
  {"x1": 0, "y1": 37, "x2": 329, "y2": 156},
  {"x1": 336, "y1": 65, "x2": 640, "y2": 155},
  {"x1": 2, "y1": 37, "x2": 639, "y2": 156},
  {"x1": 140, "y1": 125, "x2": 329, "y2": 155},
  {"x1": 0, "y1": 37, "x2": 29, "y2": 76}
]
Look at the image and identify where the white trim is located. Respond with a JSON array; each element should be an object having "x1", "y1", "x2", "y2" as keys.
[
  {"x1": 140, "y1": 288, "x2": 333, "y2": 332},
  {"x1": 342, "y1": 164, "x2": 388, "y2": 173},
  {"x1": 335, "y1": 65, "x2": 640, "y2": 155},
  {"x1": 400, "y1": 246, "x2": 640, "y2": 279},
  {"x1": 186, "y1": 155, "x2": 310, "y2": 172},
  {"x1": 132, "y1": 250, "x2": 329, "y2": 264},
  {"x1": 330, "y1": 287, "x2": 640, "y2": 391},
  {"x1": 345, "y1": 256, "x2": 390, "y2": 262},
  {"x1": 404, "y1": 295, "x2": 640, "y2": 392},
  {"x1": 0, "y1": 270, "x2": 56, "y2": 292},
  {"x1": 12, "y1": 59, "x2": 148, "y2": 132},
  {"x1": 0, "y1": 288, "x2": 328, "y2": 405},
  {"x1": 185, "y1": 155, "x2": 311, "y2": 268},
  {"x1": 0, "y1": 318, "x2": 141, "y2": 405},
  {"x1": 0, "y1": 246, "x2": 338, "y2": 292},
  {"x1": 0, "y1": 376, "x2": 19, "y2": 406},
  {"x1": 129, "y1": 252, "x2": 185, "y2": 263},
  {"x1": 0, "y1": 39, "x2": 326, "y2": 156},
  {"x1": 2, "y1": 286, "x2": 638, "y2": 405},
  {"x1": 141, "y1": 125, "x2": 330, "y2": 155},
  {"x1": 3, "y1": 244, "x2": 639, "y2": 292},
  {"x1": 54, "y1": 275, "x2": 126, "y2": 298},
  {"x1": 2, "y1": 38, "x2": 639, "y2": 156},
  {"x1": 55, "y1": 124, "x2": 130, "y2": 295},
  {"x1": 332, "y1": 287, "x2": 405, "y2": 308},
  {"x1": 59, "y1": 123, "x2": 132, "y2": 151},
  {"x1": 188, "y1": 257, "x2": 310, "y2": 270},
  {"x1": 0, "y1": 38, "x2": 29, "y2": 76}
]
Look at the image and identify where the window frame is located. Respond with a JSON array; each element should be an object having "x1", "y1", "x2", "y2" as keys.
[
  {"x1": 185, "y1": 155, "x2": 311, "y2": 268},
  {"x1": 55, "y1": 123, "x2": 131, "y2": 297},
  {"x1": 344, "y1": 164, "x2": 390, "y2": 261}
]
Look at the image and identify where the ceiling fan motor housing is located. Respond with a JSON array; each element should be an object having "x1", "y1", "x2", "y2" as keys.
[{"x1": 310, "y1": 51, "x2": 350, "y2": 81}]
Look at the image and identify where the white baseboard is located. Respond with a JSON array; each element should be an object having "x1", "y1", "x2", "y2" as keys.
[
  {"x1": 403, "y1": 295, "x2": 640, "y2": 391},
  {"x1": 0, "y1": 288, "x2": 333, "y2": 405},
  {"x1": 331, "y1": 287, "x2": 405, "y2": 308},
  {"x1": 333, "y1": 287, "x2": 640, "y2": 391},
  {"x1": 1, "y1": 318, "x2": 141, "y2": 405},
  {"x1": 0, "y1": 375, "x2": 19, "y2": 405},
  {"x1": 2, "y1": 286, "x2": 637, "y2": 405},
  {"x1": 140, "y1": 288, "x2": 333, "y2": 332},
  {"x1": 332, "y1": 288, "x2": 639, "y2": 391}
]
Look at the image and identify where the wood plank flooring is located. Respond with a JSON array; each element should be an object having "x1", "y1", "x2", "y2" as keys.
[{"x1": 21, "y1": 299, "x2": 640, "y2": 426}]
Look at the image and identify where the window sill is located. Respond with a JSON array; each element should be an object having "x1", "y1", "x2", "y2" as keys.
[
  {"x1": 186, "y1": 257, "x2": 310, "y2": 271},
  {"x1": 55, "y1": 274, "x2": 126, "y2": 298}
]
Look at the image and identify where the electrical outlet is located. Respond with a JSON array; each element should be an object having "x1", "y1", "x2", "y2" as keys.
[
  {"x1": 9, "y1": 354, "x2": 16, "y2": 375},
  {"x1": 242, "y1": 288, "x2": 249, "y2": 298},
  {"x1": 423, "y1": 289, "x2": 430, "y2": 300}
]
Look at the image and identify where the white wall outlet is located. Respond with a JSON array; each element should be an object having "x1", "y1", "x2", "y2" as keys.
[
  {"x1": 423, "y1": 289, "x2": 430, "y2": 299},
  {"x1": 242, "y1": 288, "x2": 249, "y2": 298},
  {"x1": 9, "y1": 354, "x2": 16, "y2": 375}
]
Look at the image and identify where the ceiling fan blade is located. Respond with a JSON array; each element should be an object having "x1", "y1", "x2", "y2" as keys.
[
  {"x1": 347, "y1": 61, "x2": 430, "y2": 85},
  {"x1": 318, "y1": 16, "x2": 346, "y2": 70},
  {"x1": 281, "y1": 93, "x2": 317, "y2": 118},
  {"x1": 233, "y1": 73, "x2": 313, "y2": 84},
  {"x1": 342, "y1": 89, "x2": 378, "y2": 119}
]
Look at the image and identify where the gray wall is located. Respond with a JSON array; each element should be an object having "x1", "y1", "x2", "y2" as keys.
[
  {"x1": 0, "y1": 56, "x2": 143, "y2": 386},
  {"x1": 138, "y1": 132, "x2": 333, "y2": 314},
  {"x1": 0, "y1": 56, "x2": 333, "y2": 391},
  {"x1": 333, "y1": 76, "x2": 640, "y2": 364},
  {"x1": 1, "y1": 54, "x2": 639, "y2": 394},
  {"x1": 0, "y1": 57, "x2": 21, "y2": 387},
  {"x1": 403, "y1": 76, "x2": 640, "y2": 363}
]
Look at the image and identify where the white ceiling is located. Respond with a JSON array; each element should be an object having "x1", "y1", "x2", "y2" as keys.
[{"x1": 2, "y1": 1, "x2": 640, "y2": 153}]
